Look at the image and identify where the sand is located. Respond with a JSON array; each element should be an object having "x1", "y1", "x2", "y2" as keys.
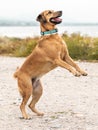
[{"x1": 0, "y1": 56, "x2": 98, "y2": 130}]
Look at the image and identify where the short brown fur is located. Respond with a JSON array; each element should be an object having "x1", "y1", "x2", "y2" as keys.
[{"x1": 14, "y1": 10, "x2": 87, "y2": 119}]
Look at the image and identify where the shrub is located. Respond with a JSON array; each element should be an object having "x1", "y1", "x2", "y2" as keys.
[
  {"x1": 14, "y1": 38, "x2": 38, "y2": 57},
  {"x1": 62, "y1": 32, "x2": 98, "y2": 60},
  {"x1": 0, "y1": 34, "x2": 98, "y2": 61}
]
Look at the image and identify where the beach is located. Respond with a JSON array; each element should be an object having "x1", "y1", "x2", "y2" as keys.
[{"x1": 0, "y1": 56, "x2": 98, "y2": 130}]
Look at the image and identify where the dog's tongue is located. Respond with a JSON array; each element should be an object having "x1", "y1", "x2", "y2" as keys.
[{"x1": 53, "y1": 17, "x2": 62, "y2": 22}]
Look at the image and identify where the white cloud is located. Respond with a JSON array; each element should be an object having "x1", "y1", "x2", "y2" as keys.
[{"x1": 0, "y1": 0, "x2": 98, "y2": 22}]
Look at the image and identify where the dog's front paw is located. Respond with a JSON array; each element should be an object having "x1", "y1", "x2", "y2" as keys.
[
  {"x1": 80, "y1": 70, "x2": 88, "y2": 76},
  {"x1": 82, "y1": 72, "x2": 88, "y2": 76},
  {"x1": 73, "y1": 71, "x2": 81, "y2": 77}
]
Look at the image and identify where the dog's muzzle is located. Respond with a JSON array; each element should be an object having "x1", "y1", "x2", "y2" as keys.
[{"x1": 50, "y1": 11, "x2": 62, "y2": 24}]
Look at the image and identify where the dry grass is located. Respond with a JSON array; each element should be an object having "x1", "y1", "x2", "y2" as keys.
[{"x1": 0, "y1": 33, "x2": 98, "y2": 60}]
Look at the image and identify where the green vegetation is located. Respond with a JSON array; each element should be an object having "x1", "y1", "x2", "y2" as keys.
[
  {"x1": 0, "y1": 37, "x2": 38, "y2": 57},
  {"x1": 0, "y1": 33, "x2": 98, "y2": 61},
  {"x1": 62, "y1": 32, "x2": 98, "y2": 60}
]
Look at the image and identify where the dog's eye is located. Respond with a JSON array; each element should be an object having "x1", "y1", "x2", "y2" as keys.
[
  {"x1": 48, "y1": 11, "x2": 52, "y2": 14},
  {"x1": 46, "y1": 11, "x2": 52, "y2": 15}
]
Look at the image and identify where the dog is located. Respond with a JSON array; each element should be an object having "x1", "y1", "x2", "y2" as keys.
[{"x1": 14, "y1": 10, "x2": 87, "y2": 119}]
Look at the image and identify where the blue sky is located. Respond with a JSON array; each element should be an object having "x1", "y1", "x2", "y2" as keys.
[{"x1": 0, "y1": 0, "x2": 98, "y2": 23}]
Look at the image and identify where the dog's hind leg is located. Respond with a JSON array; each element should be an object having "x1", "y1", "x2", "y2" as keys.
[
  {"x1": 18, "y1": 76, "x2": 33, "y2": 119},
  {"x1": 29, "y1": 79, "x2": 44, "y2": 116}
]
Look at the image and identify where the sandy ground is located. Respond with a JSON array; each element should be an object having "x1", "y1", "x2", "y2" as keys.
[{"x1": 0, "y1": 56, "x2": 98, "y2": 130}]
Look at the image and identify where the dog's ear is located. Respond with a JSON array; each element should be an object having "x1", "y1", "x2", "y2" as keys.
[
  {"x1": 36, "y1": 14, "x2": 42, "y2": 22},
  {"x1": 36, "y1": 14, "x2": 47, "y2": 23}
]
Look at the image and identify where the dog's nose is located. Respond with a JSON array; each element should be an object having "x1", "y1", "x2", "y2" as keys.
[
  {"x1": 59, "y1": 11, "x2": 62, "y2": 14},
  {"x1": 58, "y1": 11, "x2": 62, "y2": 15}
]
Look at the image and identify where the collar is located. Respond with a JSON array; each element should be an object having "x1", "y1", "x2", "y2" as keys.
[{"x1": 40, "y1": 29, "x2": 58, "y2": 36}]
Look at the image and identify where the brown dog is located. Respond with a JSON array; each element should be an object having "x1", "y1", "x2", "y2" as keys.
[{"x1": 14, "y1": 10, "x2": 87, "y2": 119}]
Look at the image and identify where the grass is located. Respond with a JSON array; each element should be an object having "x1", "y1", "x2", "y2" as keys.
[
  {"x1": 0, "y1": 37, "x2": 38, "y2": 57},
  {"x1": 13, "y1": 37, "x2": 38, "y2": 57},
  {"x1": 0, "y1": 33, "x2": 98, "y2": 61},
  {"x1": 62, "y1": 32, "x2": 98, "y2": 60}
]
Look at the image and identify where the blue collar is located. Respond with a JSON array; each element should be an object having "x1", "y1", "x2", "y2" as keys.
[{"x1": 40, "y1": 29, "x2": 58, "y2": 36}]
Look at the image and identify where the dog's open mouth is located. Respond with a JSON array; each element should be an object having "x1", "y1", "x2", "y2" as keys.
[{"x1": 50, "y1": 16, "x2": 62, "y2": 24}]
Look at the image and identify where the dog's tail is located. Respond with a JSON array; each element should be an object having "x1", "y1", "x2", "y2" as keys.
[
  {"x1": 13, "y1": 72, "x2": 18, "y2": 78},
  {"x1": 13, "y1": 67, "x2": 19, "y2": 78}
]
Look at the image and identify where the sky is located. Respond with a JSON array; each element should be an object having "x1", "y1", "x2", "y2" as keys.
[{"x1": 0, "y1": 0, "x2": 98, "y2": 23}]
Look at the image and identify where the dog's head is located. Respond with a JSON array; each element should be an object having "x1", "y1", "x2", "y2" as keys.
[{"x1": 36, "y1": 10, "x2": 62, "y2": 25}]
